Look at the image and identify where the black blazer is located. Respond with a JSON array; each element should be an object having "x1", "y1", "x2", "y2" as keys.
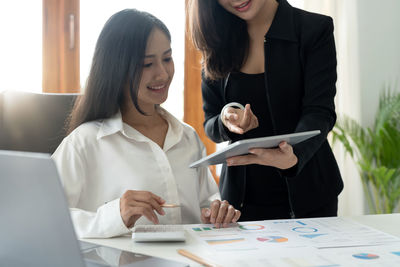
[{"x1": 201, "y1": 0, "x2": 343, "y2": 218}]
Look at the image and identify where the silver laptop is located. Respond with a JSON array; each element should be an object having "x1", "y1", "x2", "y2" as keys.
[{"x1": 0, "y1": 150, "x2": 188, "y2": 267}]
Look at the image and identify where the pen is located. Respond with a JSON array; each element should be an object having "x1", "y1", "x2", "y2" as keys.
[
  {"x1": 177, "y1": 249, "x2": 221, "y2": 267},
  {"x1": 161, "y1": 203, "x2": 180, "y2": 208}
]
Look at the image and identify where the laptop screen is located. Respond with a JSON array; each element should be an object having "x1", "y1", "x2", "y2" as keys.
[
  {"x1": 0, "y1": 151, "x2": 86, "y2": 267},
  {"x1": 0, "y1": 150, "x2": 188, "y2": 267}
]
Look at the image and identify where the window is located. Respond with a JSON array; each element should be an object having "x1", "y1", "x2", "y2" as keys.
[{"x1": 0, "y1": 1, "x2": 42, "y2": 92}]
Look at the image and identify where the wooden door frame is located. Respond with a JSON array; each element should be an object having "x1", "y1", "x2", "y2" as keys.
[
  {"x1": 42, "y1": 0, "x2": 80, "y2": 93},
  {"x1": 184, "y1": 0, "x2": 218, "y2": 183}
]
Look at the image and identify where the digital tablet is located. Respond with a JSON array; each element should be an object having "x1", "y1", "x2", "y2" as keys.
[{"x1": 189, "y1": 130, "x2": 320, "y2": 168}]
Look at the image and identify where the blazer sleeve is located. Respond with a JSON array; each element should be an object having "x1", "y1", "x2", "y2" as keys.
[
  {"x1": 201, "y1": 73, "x2": 243, "y2": 143},
  {"x1": 284, "y1": 16, "x2": 338, "y2": 177}
]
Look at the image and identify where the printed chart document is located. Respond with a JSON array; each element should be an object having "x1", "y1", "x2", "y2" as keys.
[
  {"x1": 184, "y1": 217, "x2": 400, "y2": 267},
  {"x1": 189, "y1": 130, "x2": 320, "y2": 168}
]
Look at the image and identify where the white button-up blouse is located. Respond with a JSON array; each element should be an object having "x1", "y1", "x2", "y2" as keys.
[{"x1": 52, "y1": 108, "x2": 219, "y2": 238}]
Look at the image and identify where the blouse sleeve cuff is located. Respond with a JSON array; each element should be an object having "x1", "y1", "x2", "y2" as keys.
[
  {"x1": 99, "y1": 198, "x2": 131, "y2": 237},
  {"x1": 107, "y1": 198, "x2": 130, "y2": 234}
]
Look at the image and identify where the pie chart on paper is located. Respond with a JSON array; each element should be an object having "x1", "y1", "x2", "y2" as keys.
[
  {"x1": 352, "y1": 253, "x2": 380, "y2": 260},
  {"x1": 257, "y1": 236, "x2": 288, "y2": 243},
  {"x1": 239, "y1": 224, "x2": 265, "y2": 231}
]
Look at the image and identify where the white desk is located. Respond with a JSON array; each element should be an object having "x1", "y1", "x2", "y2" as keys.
[{"x1": 81, "y1": 214, "x2": 400, "y2": 266}]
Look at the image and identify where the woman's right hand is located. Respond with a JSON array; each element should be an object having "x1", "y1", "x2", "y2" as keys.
[
  {"x1": 222, "y1": 104, "x2": 259, "y2": 134},
  {"x1": 120, "y1": 190, "x2": 166, "y2": 228}
]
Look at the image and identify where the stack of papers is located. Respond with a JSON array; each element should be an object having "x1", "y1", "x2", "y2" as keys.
[{"x1": 185, "y1": 217, "x2": 400, "y2": 266}]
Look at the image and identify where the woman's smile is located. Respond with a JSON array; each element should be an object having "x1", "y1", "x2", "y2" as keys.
[{"x1": 234, "y1": 0, "x2": 252, "y2": 12}]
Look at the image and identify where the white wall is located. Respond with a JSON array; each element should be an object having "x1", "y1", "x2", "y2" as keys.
[
  {"x1": 304, "y1": 0, "x2": 400, "y2": 215},
  {"x1": 357, "y1": 0, "x2": 400, "y2": 126}
]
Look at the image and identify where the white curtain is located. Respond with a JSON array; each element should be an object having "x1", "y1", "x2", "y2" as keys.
[{"x1": 303, "y1": 0, "x2": 365, "y2": 216}]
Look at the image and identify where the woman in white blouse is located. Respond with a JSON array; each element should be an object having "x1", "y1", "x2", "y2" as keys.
[{"x1": 52, "y1": 9, "x2": 241, "y2": 238}]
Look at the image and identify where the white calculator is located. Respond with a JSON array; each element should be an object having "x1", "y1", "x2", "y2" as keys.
[{"x1": 131, "y1": 224, "x2": 186, "y2": 242}]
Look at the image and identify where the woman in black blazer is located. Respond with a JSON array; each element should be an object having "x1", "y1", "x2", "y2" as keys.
[{"x1": 188, "y1": 0, "x2": 343, "y2": 221}]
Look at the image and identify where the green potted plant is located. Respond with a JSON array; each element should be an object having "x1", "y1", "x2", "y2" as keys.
[{"x1": 332, "y1": 90, "x2": 400, "y2": 214}]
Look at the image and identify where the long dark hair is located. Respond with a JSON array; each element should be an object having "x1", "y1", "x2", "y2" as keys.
[
  {"x1": 68, "y1": 9, "x2": 171, "y2": 133},
  {"x1": 188, "y1": 0, "x2": 248, "y2": 80}
]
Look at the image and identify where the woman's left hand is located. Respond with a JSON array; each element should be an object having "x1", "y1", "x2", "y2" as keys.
[
  {"x1": 226, "y1": 141, "x2": 298, "y2": 169},
  {"x1": 201, "y1": 200, "x2": 241, "y2": 228}
]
